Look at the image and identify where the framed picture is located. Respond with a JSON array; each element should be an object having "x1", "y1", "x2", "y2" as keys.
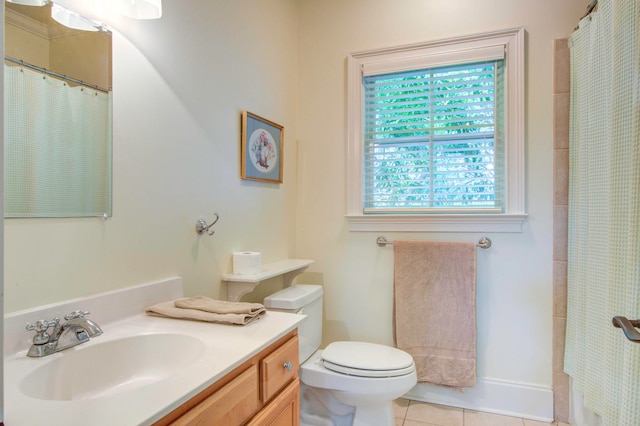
[{"x1": 241, "y1": 111, "x2": 284, "y2": 183}]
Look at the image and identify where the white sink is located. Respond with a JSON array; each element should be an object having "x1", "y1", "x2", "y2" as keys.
[{"x1": 20, "y1": 333, "x2": 206, "y2": 401}]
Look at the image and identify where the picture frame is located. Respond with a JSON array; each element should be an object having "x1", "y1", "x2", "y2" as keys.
[{"x1": 241, "y1": 111, "x2": 284, "y2": 183}]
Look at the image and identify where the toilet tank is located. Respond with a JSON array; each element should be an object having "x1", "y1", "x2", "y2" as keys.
[{"x1": 264, "y1": 285, "x2": 323, "y2": 363}]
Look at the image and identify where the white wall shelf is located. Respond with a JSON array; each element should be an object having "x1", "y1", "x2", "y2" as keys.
[{"x1": 222, "y1": 259, "x2": 314, "y2": 302}]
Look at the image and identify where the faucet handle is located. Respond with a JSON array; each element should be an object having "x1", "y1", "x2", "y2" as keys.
[
  {"x1": 64, "y1": 310, "x2": 90, "y2": 320},
  {"x1": 26, "y1": 318, "x2": 60, "y2": 345},
  {"x1": 26, "y1": 319, "x2": 50, "y2": 332}
]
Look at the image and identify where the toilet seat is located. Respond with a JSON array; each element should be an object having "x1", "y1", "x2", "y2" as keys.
[{"x1": 321, "y1": 341, "x2": 415, "y2": 378}]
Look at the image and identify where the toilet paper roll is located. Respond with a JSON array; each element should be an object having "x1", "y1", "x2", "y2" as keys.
[{"x1": 233, "y1": 252, "x2": 262, "y2": 275}]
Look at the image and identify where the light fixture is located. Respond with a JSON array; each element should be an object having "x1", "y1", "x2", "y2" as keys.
[
  {"x1": 6, "y1": 0, "x2": 49, "y2": 6},
  {"x1": 51, "y1": 3, "x2": 101, "y2": 32},
  {"x1": 112, "y1": 0, "x2": 161, "y2": 19},
  {"x1": 5, "y1": 0, "x2": 162, "y2": 31}
]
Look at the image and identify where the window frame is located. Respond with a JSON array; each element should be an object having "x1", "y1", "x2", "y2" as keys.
[{"x1": 346, "y1": 27, "x2": 527, "y2": 233}]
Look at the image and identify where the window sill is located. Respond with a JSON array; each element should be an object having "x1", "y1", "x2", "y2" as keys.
[{"x1": 346, "y1": 213, "x2": 528, "y2": 233}]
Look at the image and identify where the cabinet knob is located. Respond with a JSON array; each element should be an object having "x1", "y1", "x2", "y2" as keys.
[{"x1": 283, "y1": 361, "x2": 293, "y2": 372}]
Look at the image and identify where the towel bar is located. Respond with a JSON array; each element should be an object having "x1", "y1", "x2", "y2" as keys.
[{"x1": 376, "y1": 236, "x2": 492, "y2": 249}]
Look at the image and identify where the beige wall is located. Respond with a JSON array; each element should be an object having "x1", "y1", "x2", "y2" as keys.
[
  {"x1": 295, "y1": 0, "x2": 588, "y2": 419},
  {"x1": 51, "y1": 31, "x2": 111, "y2": 89},
  {"x1": 5, "y1": 6, "x2": 110, "y2": 89},
  {"x1": 5, "y1": 22, "x2": 49, "y2": 68},
  {"x1": 4, "y1": 0, "x2": 300, "y2": 312}
]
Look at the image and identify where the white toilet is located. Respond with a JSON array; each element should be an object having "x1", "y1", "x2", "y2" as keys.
[{"x1": 264, "y1": 285, "x2": 417, "y2": 426}]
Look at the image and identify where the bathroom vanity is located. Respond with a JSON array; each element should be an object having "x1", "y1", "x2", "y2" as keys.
[
  {"x1": 4, "y1": 278, "x2": 304, "y2": 426},
  {"x1": 155, "y1": 331, "x2": 299, "y2": 425}
]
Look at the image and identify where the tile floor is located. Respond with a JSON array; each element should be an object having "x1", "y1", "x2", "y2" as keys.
[{"x1": 393, "y1": 399, "x2": 571, "y2": 426}]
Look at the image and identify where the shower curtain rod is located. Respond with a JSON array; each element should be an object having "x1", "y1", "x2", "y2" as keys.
[
  {"x1": 581, "y1": 0, "x2": 598, "y2": 20},
  {"x1": 574, "y1": 0, "x2": 598, "y2": 32},
  {"x1": 4, "y1": 56, "x2": 110, "y2": 93}
]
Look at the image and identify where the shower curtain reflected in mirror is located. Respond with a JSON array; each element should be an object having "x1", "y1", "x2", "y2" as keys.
[
  {"x1": 565, "y1": 0, "x2": 640, "y2": 425},
  {"x1": 4, "y1": 64, "x2": 112, "y2": 218}
]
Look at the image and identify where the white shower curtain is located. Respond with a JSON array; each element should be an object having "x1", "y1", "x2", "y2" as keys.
[
  {"x1": 4, "y1": 64, "x2": 112, "y2": 217},
  {"x1": 565, "y1": 0, "x2": 640, "y2": 425}
]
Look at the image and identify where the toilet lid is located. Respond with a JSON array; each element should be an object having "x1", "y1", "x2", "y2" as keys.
[{"x1": 321, "y1": 341, "x2": 415, "y2": 378}]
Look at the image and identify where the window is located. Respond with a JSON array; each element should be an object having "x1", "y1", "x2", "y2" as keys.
[
  {"x1": 363, "y1": 61, "x2": 504, "y2": 213},
  {"x1": 347, "y1": 28, "x2": 527, "y2": 232}
]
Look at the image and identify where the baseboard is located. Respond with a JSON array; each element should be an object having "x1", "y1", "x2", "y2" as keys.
[{"x1": 404, "y1": 377, "x2": 554, "y2": 422}]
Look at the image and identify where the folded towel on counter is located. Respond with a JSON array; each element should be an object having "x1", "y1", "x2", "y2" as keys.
[
  {"x1": 393, "y1": 240, "x2": 477, "y2": 389},
  {"x1": 174, "y1": 296, "x2": 265, "y2": 316},
  {"x1": 145, "y1": 297, "x2": 266, "y2": 325}
]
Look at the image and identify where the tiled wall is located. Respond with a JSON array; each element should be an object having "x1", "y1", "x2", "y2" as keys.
[{"x1": 553, "y1": 38, "x2": 570, "y2": 424}]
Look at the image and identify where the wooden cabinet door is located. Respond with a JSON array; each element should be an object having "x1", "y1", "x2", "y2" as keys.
[
  {"x1": 172, "y1": 365, "x2": 259, "y2": 426},
  {"x1": 247, "y1": 378, "x2": 300, "y2": 426},
  {"x1": 261, "y1": 336, "x2": 299, "y2": 403}
]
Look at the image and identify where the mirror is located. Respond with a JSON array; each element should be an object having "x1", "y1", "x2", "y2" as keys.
[{"x1": 4, "y1": 1, "x2": 112, "y2": 218}]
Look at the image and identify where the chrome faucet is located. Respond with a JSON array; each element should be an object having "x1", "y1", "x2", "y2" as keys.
[
  {"x1": 25, "y1": 311, "x2": 103, "y2": 357},
  {"x1": 63, "y1": 310, "x2": 103, "y2": 338}
]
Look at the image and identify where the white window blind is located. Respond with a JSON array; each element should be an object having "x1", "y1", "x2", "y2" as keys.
[{"x1": 362, "y1": 60, "x2": 505, "y2": 214}]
